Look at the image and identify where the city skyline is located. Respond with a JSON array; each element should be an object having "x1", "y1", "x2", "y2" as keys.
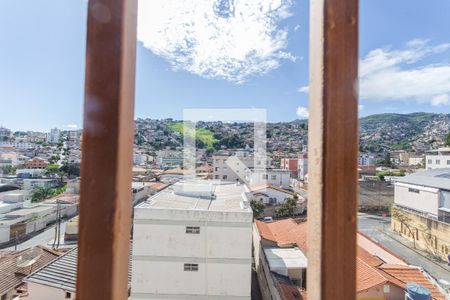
[{"x1": 1, "y1": 0, "x2": 450, "y2": 131}]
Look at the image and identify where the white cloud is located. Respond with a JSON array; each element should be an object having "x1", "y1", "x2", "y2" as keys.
[
  {"x1": 360, "y1": 39, "x2": 450, "y2": 106},
  {"x1": 297, "y1": 85, "x2": 309, "y2": 93},
  {"x1": 431, "y1": 94, "x2": 449, "y2": 106},
  {"x1": 66, "y1": 124, "x2": 78, "y2": 129},
  {"x1": 294, "y1": 24, "x2": 300, "y2": 31},
  {"x1": 138, "y1": 0, "x2": 295, "y2": 83},
  {"x1": 358, "y1": 104, "x2": 364, "y2": 111},
  {"x1": 296, "y1": 106, "x2": 309, "y2": 118}
]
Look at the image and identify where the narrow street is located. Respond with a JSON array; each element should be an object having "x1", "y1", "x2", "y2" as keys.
[{"x1": 358, "y1": 213, "x2": 450, "y2": 282}]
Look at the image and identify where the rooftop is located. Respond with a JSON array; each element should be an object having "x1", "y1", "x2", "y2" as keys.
[
  {"x1": 264, "y1": 247, "x2": 308, "y2": 273},
  {"x1": 394, "y1": 168, "x2": 450, "y2": 191},
  {"x1": 0, "y1": 246, "x2": 60, "y2": 296},
  {"x1": 255, "y1": 219, "x2": 445, "y2": 300},
  {"x1": 137, "y1": 180, "x2": 250, "y2": 212},
  {"x1": 26, "y1": 247, "x2": 132, "y2": 292}
]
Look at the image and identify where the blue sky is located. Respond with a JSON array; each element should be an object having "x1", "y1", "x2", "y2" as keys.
[{"x1": 0, "y1": 0, "x2": 449, "y2": 131}]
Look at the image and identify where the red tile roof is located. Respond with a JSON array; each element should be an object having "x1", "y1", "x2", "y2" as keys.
[
  {"x1": 379, "y1": 265, "x2": 445, "y2": 300},
  {"x1": 250, "y1": 184, "x2": 298, "y2": 197},
  {"x1": 0, "y1": 246, "x2": 60, "y2": 296},
  {"x1": 255, "y1": 219, "x2": 445, "y2": 300},
  {"x1": 255, "y1": 219, "x2": 307, "y2": 253}
]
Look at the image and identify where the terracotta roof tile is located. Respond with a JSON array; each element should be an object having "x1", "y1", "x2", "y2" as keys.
[
  {"x1": 256, "y1": 219, "x2": 445, "y2": 300},
  {"x1": 255, "y1": 219, "x2": 307, "y2": 253},
  {"x1": 0, "y1": 246, "x2": 60, "y2": 296},
  {"x1": 380, "y1": 265, "x2": 445, "y2": 300}
]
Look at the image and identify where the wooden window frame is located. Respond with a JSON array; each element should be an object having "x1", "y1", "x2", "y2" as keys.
[{"x1": 76, "y1": 0, "x2": 359, "y2": 299}]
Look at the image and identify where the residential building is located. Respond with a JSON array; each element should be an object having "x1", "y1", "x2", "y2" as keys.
[
  {"x1": 280, "y1": 158, "x2": 298, "y2": 178},
  {"x1": 247, "y1": 184, "x2": 302, "y2": 206},
  {"x1": 297, "y1": 154, "x2": 308, "y2": 181},
  {"x1": 408, "y1": 154, "x2": 424, "y2": 167},
  {"x1": 156, "y1": 149, "x2": 183, "y2": 168},
  {"x1": 0, "y1": 127, "x2": 11, "y2": 140},
  {"x1": 248, "y1": 169, "x2": 291, "y2": 189},
  {"x1": 0, "y1": 141, "x2": 35, "y2": 149},
  {"x1": 22, "y1": 178, "x2": 57, "y2": 190},
  {"x1": 133, "y1": 151, "x2": 148, "y2": 165},
  {"x1": 131, "y1": 180, "x2": 253, "y2": 300},
  {"x1": 46, "y1": 128, "x2": 61, "y2": 144},
  {"x1": 425, "y1": 148, "x2": 450, "y2": 170},
  {"x1": 212, "y1": 154, "x2": 254, "y2": 183},
  {"x1": 392, "y1": 169, "x2": 450, "y2": 261},
  {"x1": 0, "y1": 246, "x2": 60, "y2": 300},
  {"x1": 23, "y1": 157, "x2": 49, "y2": 169},
  {"x1": 253, "y1": 219, "x2": 445, "y2": 300},
  {"x1": 359, "y1": 152, "x2": 376, "y2": 166}
]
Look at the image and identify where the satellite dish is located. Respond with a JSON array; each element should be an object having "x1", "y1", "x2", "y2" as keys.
[{"x1": 16, "y1": 247, "x2": 43, "y2": 268}]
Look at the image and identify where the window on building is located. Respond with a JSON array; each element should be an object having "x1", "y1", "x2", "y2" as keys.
[
  {"x1": 223, "y1": 175, "x2": 227, "y2": 180},
  {"x1": 65, "y1": 292, "x2": 71, "y2": 299},
  {"x1": 428, "y1": 159, "x2": 432, "y2": 164},
  {"x1": 214, "y1": 175, "x2": 219, "y2": 179},
  {"x1": 215, "y1": 167, "x2": 219, "y2": 171},
  {"x1": 186, "y1": 226, "x2": 200, "y2": 234},
  {"x1": 447, "y1": 160, "x2": 450, "y2": 165},
  {"x1": 436, "y1": 159, "x2": 440, "y2": 164},
  {"x1": 184, "y1": 263, "x2": 199, "y2": 271},
  {"x1": 408, "y1": 188, "x2": 420, "y2": 194},
  {"x1": 271, "y1": 175, "x2": 277, "y2": 180}
]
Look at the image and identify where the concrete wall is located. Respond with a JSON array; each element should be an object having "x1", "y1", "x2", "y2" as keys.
[
  {"x1": 391, "y1": 207, "x2": 450, "y2": 262},
  {"x1": 131, "y1": 207, "x2": 253, "y2": 299},
  {"x1": 25, "y1": 282, "x2": 75, "y2": 300},
  {"x1": 426, "y1": 154, "x2": 450, "y2": 170},
  {"x1": 253, "y1": 223, "x2": 282, "y2": 300},
  {"x1": 357, "y1": 283, "x2": 404, "y2": 300},
  {"x1": 394, "y1": 183, "x2": 439, "y2": 217},
  {"x1": 0, "y1": 225, "x2": 10, "y2": 243}
]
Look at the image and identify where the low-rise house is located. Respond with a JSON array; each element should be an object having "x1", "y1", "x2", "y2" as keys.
[
  {"x1": 22, "y1": 179, "x2": 57, "y2": 190},
  {"x1": 0, "y1": 246, "x2": 60, "y2": 300},
  {"x1": 24, "y1": 248, "x2": 79, "y2": 300},
  {"x1": 23, "y1": 157, "x2": 48, "y2": 170},
  {"x1": 248, "y1": 184, "x2": 301, "y2": 206},
  {"x1": 253, "y1": 219, "x2": 445, "y2": 300},
  {"x1": 425, "y1": 148, "x2": 450, "y2": 170}
]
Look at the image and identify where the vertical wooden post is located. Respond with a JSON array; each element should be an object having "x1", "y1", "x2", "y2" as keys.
[
  {"x1": 307, "y1": 0, "x2": 358, "y2": 299},
  {"x1": 76, "y1": 0, "x2": 137, "y2": 299}
]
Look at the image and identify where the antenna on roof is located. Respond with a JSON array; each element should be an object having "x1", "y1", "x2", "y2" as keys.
[{"x1": 16, "y1": 246, "x2": 43, "y2": 268}]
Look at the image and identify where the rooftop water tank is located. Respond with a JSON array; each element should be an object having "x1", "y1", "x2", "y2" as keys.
[{"x1": 406, "y1": 283, "x2": 431, "y2": 300}]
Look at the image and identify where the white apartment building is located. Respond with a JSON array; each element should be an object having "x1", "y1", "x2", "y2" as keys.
[
  {"x1": 212, "y1": 155, "x2": 255, "y2": 183},
  {"x1": 46, "y1": 128, "x2": 61, "y2": 144},
  {"x1": 297, "y1": 154, "x2": 308, "y2": 181},
  {"x1": 247, "y1": 169, "x2": 291, "y2": 189},
  {"x1": 425, "y1": 147, "x2": 450, "y2": 170},
  {"x1": 131, "y1": 180, "x2": 253, "y2": 300},
  {"x1": 156, "y1": 149, "x2": 183, "y2": 168},
  {"x1": 394, "y1": 168, "x2": 450, "y2": 223},
  {"x1": 359, "y1": 152, "x2": 376, "y2": 166}
]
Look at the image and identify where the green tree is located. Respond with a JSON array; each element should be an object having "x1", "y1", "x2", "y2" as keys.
[
  {"x1": 275, "y1": 198, "x2": 298, "y2": 218},
  {"x1": 60, "y1": 163, "x2": 80, "y2": 178},
  {"x1": 1, "y1": 165, "x2": 15, "y2": 175},
  {"x1": 250, "y1": 200, "x2": 265, "y2": 219},
  {"x1": 31, "y1": 186, "x2": 53, "y2": 203}
]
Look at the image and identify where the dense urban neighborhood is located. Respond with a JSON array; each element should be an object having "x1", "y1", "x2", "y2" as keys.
[{"x1": 0, "y1": 113, "x2": 449, "y2": 300}]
